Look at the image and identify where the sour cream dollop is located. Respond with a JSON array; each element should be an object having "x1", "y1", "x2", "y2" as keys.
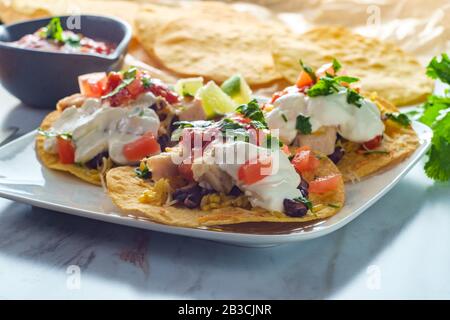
[
  {"x1": 195, "y1": 141, "x2": 301, "y2": 212},
  {"x1": 43, "y1": 93, "x2": 160, "y2": 165},
  {"x1": 266, "y1": 90, "x2": 384, "y2": 145}
]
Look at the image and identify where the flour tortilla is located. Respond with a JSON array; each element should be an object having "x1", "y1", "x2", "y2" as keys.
[
  {"x1": 337, "y1": 95, "x2": 419, "y2": 182},
  {"x1": 271, "y1": 26, "x2": 433, "y2": 106},
  {"x1": 35, "y1": 110, "x2": 103, "y2": 185},
  {"x1": 106, "y1": 153, "x2": 345, "y2": 228}
]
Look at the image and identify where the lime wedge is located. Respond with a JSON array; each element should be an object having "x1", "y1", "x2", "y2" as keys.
[
  {"x1": 221, "y1": 74, "x2": 252, "y2": 105},
  {"x1": 175, "y1": 77, "x2": 204, "y2": 97},
  {"x1": 197, "y1": 81, "x2": 237, "y2": 118}
]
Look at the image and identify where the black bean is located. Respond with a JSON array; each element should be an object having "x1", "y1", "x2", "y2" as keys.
[
  {"x1": 283, "y1": 199, "x2": 308, "y2": 217},
  {"x1": 328, "y1": 146, "x2": 345, "y2": 164},
  {"x1": 172, "y1": 183, "x2": 204, "y2": 209},
  {"x1": 85, "y1": 151, "x2": 109, "y2": 169},
  {"x1": 298, "y1": 177, "x2": 309, "y2": 197},
  {"x1": 157, "y1": 134, "x2": 170, "y2": 151},
  {"x1": 229, "y1": 186, "x2": 243, "y2": 196}
]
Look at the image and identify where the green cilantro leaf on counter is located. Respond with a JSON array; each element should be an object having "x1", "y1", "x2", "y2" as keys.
[
  {"x1": 295, "y1": 114, "x2": 312, "y2": 134},
  {"x1": 385, "y1": 112, "x2": 411, "y2": 127},
  {"x1": 426, "y1": 53, "x2": 450, "y2": 85},
  {"x1": 419, "y1": 54, "x2": 450, "y2": 181}
]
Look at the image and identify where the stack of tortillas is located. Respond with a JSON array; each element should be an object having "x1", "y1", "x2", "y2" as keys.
[{"x1": 0, "y1": 0, "x2": 433, "y2": 105}]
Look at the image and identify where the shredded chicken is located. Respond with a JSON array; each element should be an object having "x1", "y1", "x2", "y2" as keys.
[
  {"x1": 191, "y1": 151, "x2": 234, "y2": 194},
  {"x1": 294, "y1": 126, "x2": 337, "y2": 155},
  {"x1": 56, "y1": 93, "x2": 86, "y2": 111},
  {"x1": 177, "y1": 98, "x2": 206, "y2": 121},
  {"x1": 145, "y1": 152, "x2": 178, "y2": 181}
]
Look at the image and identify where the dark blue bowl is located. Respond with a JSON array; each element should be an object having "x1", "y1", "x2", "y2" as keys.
[{"x1": 0, "y1": 15, "x2": 132, "y2": 108}]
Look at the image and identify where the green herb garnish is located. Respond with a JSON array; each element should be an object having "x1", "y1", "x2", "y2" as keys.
[
  {"x1": 426, "y1": 53, "x2": 450, "y2": 85},
  {"x1": 293, "y1": 195, "x2": 312, "y2": 210},
  {"x1": 332, "y1": 58, "x2": 342, "y2": 73},
  {"x1": 281, "y1": 113, "x2": 288, "y2": 122},
  {"x1": 299, "y1": 59, "x2": 317, "y2": 82},
  {"x1": 135, "y1": 165, "x2": 151, "y2": 179},
  {"x1": 235, "y1": 99, "x2": 268, "y2": 129},
  {"x1": 295, "y1": 115, "x2": 312, "y2": 134},
  {"x1": 141, "y1": 76, "x2": 153, "y2": 89},
  {"x1": 41, "y1": 17, "x2": 64, "y2": 42},
  {"x1": 102, "y1": 67, "x2": 138, "y2": 99},
  {"x1": 385, "y1": 112, "x2": 411, "y2": 127}
]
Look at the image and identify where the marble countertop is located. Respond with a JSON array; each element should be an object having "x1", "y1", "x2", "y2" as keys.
[{"x1": 0, "y1": 86, "x2": 449, "y2": 299}]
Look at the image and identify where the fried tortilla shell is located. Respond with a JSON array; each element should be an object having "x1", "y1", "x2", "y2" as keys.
[
  {"x1": 106, "y1": 153, "x2": 345, "y2": 228},
  {"x1": 35, "y1": 110, "x2": 103, "y2": 185},
  {"x1": 337, "y1": 95, "x2": 420, "y2": 182},
  {"x1": 271, "y1": 26, "x2": 433, "y2": 106}
]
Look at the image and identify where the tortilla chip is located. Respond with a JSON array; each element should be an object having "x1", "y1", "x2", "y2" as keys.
[
  {"x1": 271, "y1": 26, "x2": 433, "y2": 106},
  {"x1": 106, "y1": 154, "x2": 345, "y2": 228},
  {"x1": 0, "y1": 0, "x2": 139, "y2": 30},
  {"x1": 35, "y1": 110, "x2": 102, "y2": 185},
  {"x1": 147, "y1": 4, "x2": 286, "y2": 86},
  {"x1": 337, "y1": 96, "x2": 419, "y2": 182}
]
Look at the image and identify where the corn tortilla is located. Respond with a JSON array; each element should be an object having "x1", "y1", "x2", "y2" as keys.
[
  {"x1": 271, "y1": 26, "x2": 433, "y2": 106},
  {"x1": 35, "y1": 110, "x2": 102, "y2": 185},
  {"x1": 337, "y1": 95, "x2": 419, "y2": 182},
  {"x1": 106, "y1": 153, "x2": 345, "y2": 228}
]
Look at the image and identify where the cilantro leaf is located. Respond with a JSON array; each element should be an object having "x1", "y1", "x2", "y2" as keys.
[
  {"x1": 424, "y1": 112, "x2": 450, "y2": 181},
  {"x1": 385, "y1": 112, "x2": 411, "y2": 127},
  {"x1": 135, "y1": 165, "x2": 151, "y2": 179},
  {"x1": 346, "y1": 89, "x2": 363, "y2": 108},
  {"x1": 42, "y1": 17, "x2": 64, "y2": 42},
  {"x1": 295, "y1": 115, "x2": 312, "y2": 134},
  {"x1": 293, "y1": 195, "x2": 312, "y2": 210},
  {"x1": 306, "y1": 76, "x2": 340, "y2": 97},
  {"x1": 141, "y1": 76, "x2": 153, "y2": 89},
  {"x1": 420, "y1": 95, "x2": 450, "y2": 127},
  {"x1": 235, "y1": 99, "x2": 268, "y2": 129},
  {"x1": 332, "y1": 58, "x2": 342, "y2": 73},
  {"x1": 101, "y1": 67, "x2": 138, "y2": 99},
  {"x1": 426, "y1": 53, "x2": 450, "y2": 85},
  {"x1": 299, "y1": 60, "x2": 317, "y2": 82}
]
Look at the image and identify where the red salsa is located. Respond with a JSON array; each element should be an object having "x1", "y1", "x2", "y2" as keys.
[{"x1": 11, "y1": 17, "x2": 114, "y2": 55}]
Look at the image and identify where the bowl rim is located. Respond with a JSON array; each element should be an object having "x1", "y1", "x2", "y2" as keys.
[{"x1": 0, "y1": 14, "x2": 132, "y2": 61}]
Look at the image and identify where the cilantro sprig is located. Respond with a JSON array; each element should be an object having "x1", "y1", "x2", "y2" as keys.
[
  {"x1": 101, "y1": 67, "x2": 138, "y2": 99},
  {"x1": 385, "y1": 112, "x2": 411, "y2": 127},
  {"x1": 40, "y1": 17, "x2": 80, "y2": 47},
  {"x1": 419, "y1": 54, "x2": 450, "y2": 181},
  {"x1": 235, "y1": 99, "x2": 268, "y2": 129},
  {"x1": 295, "y1": 115, "x2": 312, "y2": 134}
]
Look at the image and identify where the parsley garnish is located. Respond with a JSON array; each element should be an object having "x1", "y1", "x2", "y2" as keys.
[
  {"x1": 418, "y1": 54, "x2": 450, "y2": 181},
  {"x1": 385, "y1": 112, "x2": 411, "y2": 127},
  {"x1": 102, "y1": 67, "x2": 138, "y2": 99},
  {"x1": 293, "y1": 195, "x2": 312, "y2": 210},
  {"x1": 141, "y1": 76, "x2": 153, "y2": 89},
  {"x1": 235, "y1": 99, "x2": 268, "y2": 129},
  {"x1": 42, "y1": 17, "x2": 64, "y2": 42},
  {"x1": 332, "y1": 58, "x2": 342, "y2": 73},
  {"x1": 299, "y1": 60, "x2": 317, "y2": 82},
  {"x1": 346, "y1": 88, "x2": 363, "y2": 108},
  {"x1": 295, "y1": 115, "x2": 312, "y2": 134},
  {"x1": 426, "y1": 53, "x2": 450, "y2": 85}
]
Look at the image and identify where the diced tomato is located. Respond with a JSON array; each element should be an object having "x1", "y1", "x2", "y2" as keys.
[
  {"x1": 281, "y1": 145, "x2": 290, "y2": 155},
  {"x1": 126, "y1": 71, "x2": 144, "y2": 97},
  {"x1": 149, "y1": 83, "x2": 179, "y2": 104},
  {"x1": 103, "y1": 72, "x2": 123, "y2": 95},
  {"x1": 78, "y1": 72, "x2": 107, "y2": 98},
  {"x1": 123, "y1": 132, "x2": 160, "y2": 162},
  {"x1": 291, "y1": 146, "x2": 320, "y2": 173},
  {"x1": 178, "y1": 162, "x2": 194, "y2": 182},
  {"x1": 316, "y1": 63, "x2": 335, "y2": 78},
  {"x1": 309, "y1": 174, "x2": 341, "y2": 194},
  {"x1": 57, "y1": 137, "x2": 75, "y2": 164},
  {"x1": 362, "y1": 135, "x2": 383, "y2": 150},
  {"x1": 296, "y1": 71, "x2": 314, "y2": 88},
  {"x1": 238, "y1": 157, "x2": 272, "y2": 185}
]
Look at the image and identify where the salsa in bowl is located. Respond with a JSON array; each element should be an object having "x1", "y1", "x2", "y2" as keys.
[{"x1": 0, "y1": 15, "x2": 132, "y2": 107}]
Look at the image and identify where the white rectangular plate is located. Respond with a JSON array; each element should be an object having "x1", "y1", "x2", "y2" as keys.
[{"x1": 0, "y1": 122, "x2": 432, "y2": 247}]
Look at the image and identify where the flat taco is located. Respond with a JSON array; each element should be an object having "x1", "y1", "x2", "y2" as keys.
[
  {"x1": 261, "y1": 59, "x2": 419, "y2": 182},
  {"x1": 106, "y1": 100, "x2": 345, "y2": 227},
  {"x1": 36, "y1": 67, "x2": 207, "y2": 185}
]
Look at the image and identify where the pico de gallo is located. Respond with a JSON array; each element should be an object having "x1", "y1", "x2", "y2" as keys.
[
  {"x1": 38, "y1": 66, "x2": 185, "y2": 169},
  {"x1": 137, "y1": 100, "x2": 342, "y2": 217},
  {"x1": 11, "y1": 17, "x2": 114, "y2": 55},
  {"x1": 264, "y1": 59, "x2": 395, "y2": 164}
]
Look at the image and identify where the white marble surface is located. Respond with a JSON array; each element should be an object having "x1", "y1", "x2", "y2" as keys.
[{"x1": 0, "y1": 85, "x2": 449, "y2": 299}]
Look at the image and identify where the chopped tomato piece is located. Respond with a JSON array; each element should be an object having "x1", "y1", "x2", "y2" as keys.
[
  {"x1": 316, "y1": 63, "x2": 335, "y2": 78},
  {"x1": 291, "y1": 146, "x2": 320, "y2": 173},
  {"x1": 123, "y1": 132, "x2": 160, "y2": 162},
  {"x1": 126, "y1": 71, "x2": 144, "y2": 97},
  {"x1": 281, "y1": 145, "x2": 290, "y2": 155},
  {"x1": 178, "y1": 162, "x2": 194, "y2": 182},
  {"x1": 149, "y1": 82, "x2": 179, "y2": 104},
  {"x1": 238, "y1": 157, "x2": 272, "y2": 185},
  {"x1": 296, "y1": 71, "x2": 314, "y2": 88},
  {"x1": 309, "y1": 175, "x2": 341, "y2": 194},
  {"x1": 57, "y1": 137, "x2": 75, "y2": 164},
  {"x1": 103, "y1": 72, "x2": 122, "y2": 95},
  {"x1": 362, "y1": 135, "x2": 383, "y2": 150},
  {"x1": 78, "y1": 72, "x2": 107, "y2": 98}
]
